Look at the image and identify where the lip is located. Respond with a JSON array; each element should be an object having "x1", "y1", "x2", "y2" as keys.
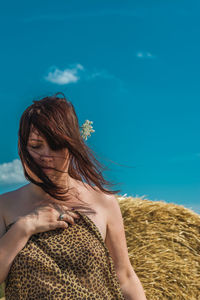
[
  {"x1": 42, "y1": 167, "x2": 53, "y2": 172},
  {"x1": 42, "y1": 167, "x2": 52, "y2": 169},
  {"x1": 40, "y1": 165, "x2": 52, "y2": 168}
]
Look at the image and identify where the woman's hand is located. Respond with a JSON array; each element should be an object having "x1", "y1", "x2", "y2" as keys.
[{"x1": 20, "y1": 203, "x2": 80, "y2": 236}]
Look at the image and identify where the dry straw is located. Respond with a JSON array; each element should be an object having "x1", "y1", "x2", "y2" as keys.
[{"x1": 116, "y1": 195, "x2": 200, "y2": 300}]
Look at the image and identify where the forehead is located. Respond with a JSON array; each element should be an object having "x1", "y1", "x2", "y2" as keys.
[{"x1": 28, "y1": 125, "x2": 44, "y2": 140}]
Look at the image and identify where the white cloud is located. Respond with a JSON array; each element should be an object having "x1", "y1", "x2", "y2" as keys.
[
  {"x1": 44, "y1": 63, "x2": 127, "y2": 92},
  {"x1": 85, "y1": 69, "x2": 115, "y2": 80},
  {"x1": 44, "y1": 62, "x2": 128, "y2": 92},
  {"x1": 44, "y1": 63, "x2": 85, "y2": 85},
  {"x1": 0, "y1": 159, "x2": 27, "y2": 185},
  {"x1": 137, "y1": 52, "x2": 143, "y2": 58},
  {"x1": 136, "y1": 51, "x2": 156, "y2": 59},
  {"x1": 76, "y1": 64, "x2": 84, "y2": 70}
]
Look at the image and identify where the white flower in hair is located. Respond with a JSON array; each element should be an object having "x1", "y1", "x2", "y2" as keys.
[{"x1": 80, "y1": 120, "x2": 95, "y2": 140}]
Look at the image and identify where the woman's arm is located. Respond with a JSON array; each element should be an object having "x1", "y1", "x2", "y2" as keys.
[
  {"x1": 103, "y1": 194, "x2": 147, "y2": 300},
  {"x1": 120, "y1": 273, "x2": 147, "y2": 300},
  {"x1": 0, "y1": 217, "x2": 31, "y2": 284}
]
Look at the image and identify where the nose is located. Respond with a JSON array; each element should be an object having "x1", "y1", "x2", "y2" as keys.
[{"x1": 40, "y1": 149, "x2": 53, "y2": 163}]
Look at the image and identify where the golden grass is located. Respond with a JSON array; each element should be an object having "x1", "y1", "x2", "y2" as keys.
[
  {"x1": 117, "y1": 195, "x2": 200, "y2": 300},
  {"x1": 1, "y1": 195, "x2": 199, "y2": 299}
]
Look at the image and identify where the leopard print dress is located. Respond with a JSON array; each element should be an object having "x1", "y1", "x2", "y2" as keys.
[{"x1": 4, "y1": 210, "x2": 125, "y2": 299}]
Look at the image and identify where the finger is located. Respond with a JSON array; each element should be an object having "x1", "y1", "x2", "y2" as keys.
[
  {"x1": 60, "y1": 213, "x2": 76, "y2": 225},
  {"x1": 66, "y1": 215, "x2": 76, "y2": 225},
  {"x1": 58, "y1": 221, "x2": 68, "y2": 229},
  {"x1": 66, "y1": 210, "x2": 80, "y2": 219}
]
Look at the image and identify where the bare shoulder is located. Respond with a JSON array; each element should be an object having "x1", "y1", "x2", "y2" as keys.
[
  {"x1": 92, "y1": 189, "x2": 119, "y2": 219},
  {"x1": 0, "y1": 187, "x2": 24, "y2": 223},
  {"x1": 0, "y1": 193, "x2": 6, "y2": 210},
  {"x1": 87, "y1": 185, "x2": 115, "y2": 204},
  {"x1": 0, "y1": 188, "x2": 20, "y2": 209},
  {"x1": 80, "y1": 183, "x2": 105, "y2": 202},
  {"x1": 0, "y1": 190, "x2": 12, "y2": 210},
  {"x1": 99, "y1": 192, "x2": 119, "y2": 207},
  {"x1": 99, "y1": 193, "x2": 122, "y2": 224},
  {"x1": 84, "y1": 184, "x2": 115, "y2": 213},
  {"x1": 0, "y1": 190, "x2": 18, "y2": 237}
]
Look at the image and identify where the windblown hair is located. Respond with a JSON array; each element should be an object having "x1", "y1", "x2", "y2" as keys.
[{"x1": 18, "y1": 92, "x2": 121, "y2": 216}]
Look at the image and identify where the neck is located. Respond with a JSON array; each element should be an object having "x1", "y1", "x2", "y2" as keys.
[{"x1": 27, "y1": 176, "x2": 81, "y2": 202}]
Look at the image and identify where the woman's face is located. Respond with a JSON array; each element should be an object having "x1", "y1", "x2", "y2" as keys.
[{"x1": 25, "y1": 125, "x2": 70, "y2": 181}]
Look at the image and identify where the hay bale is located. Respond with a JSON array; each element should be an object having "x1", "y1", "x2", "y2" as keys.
[{"x1": 116, "y1": 195, "x2": 200, "y2": 300}]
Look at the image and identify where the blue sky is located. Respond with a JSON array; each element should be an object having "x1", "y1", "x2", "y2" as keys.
[{"x1": 0, "y1": 1, "x2": 200, "y2": 215}]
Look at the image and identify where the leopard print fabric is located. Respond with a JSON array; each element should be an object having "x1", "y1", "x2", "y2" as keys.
[{"x1": 4, "y1": 210, "x2": 125, "y2": 299}]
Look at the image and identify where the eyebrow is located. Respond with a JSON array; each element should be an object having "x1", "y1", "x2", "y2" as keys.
[{"x1": 29, "y1": 139, "x2": 43, "y2": 142}]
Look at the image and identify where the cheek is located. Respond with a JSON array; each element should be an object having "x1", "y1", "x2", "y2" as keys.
[
  {"x1": 29, "y1": 151, "x2": 38, "y2": 160},
  {"x1": 57, "y1": 148, "x2": 69, "y2": 160},
  {"x1": 56, "y1": 149, "x2": 70, "y2": 168},
  {"x1": 23, "y1": 159, "x2": 43, "y2": 183},
  {"x1": 27, "y1": 147, "x2": 40, "y2": 158}
]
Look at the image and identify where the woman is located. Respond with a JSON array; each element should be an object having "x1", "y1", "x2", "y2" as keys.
[{"x1": 0, "y1": 93, "x2": 147, "y2": 299}]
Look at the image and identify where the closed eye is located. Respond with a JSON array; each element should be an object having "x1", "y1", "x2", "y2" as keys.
[{"x1": 31, "y1": 146, "x2": 41, "y2": 149}]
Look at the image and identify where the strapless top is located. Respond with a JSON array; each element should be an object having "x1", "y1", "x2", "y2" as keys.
[{"x1": 4, "y1": 210, "x2": 125, "y2": 300}]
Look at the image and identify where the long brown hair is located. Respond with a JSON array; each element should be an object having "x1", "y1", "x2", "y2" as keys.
[{"x1": 18, "y1": 92, "x2": 121, "y2": 215}]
